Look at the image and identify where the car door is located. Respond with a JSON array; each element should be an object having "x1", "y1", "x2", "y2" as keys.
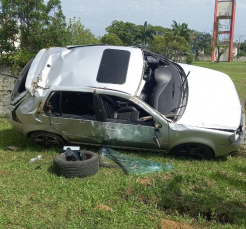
[
  {"x1": 99, "y1": 94, "x2": 168, "y2": 150},
  {"x1": 42, "y1": 91, "x2": 103, "y2": 144}
]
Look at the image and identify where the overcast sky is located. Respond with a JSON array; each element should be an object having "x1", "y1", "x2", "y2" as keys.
[{"x1": 60, "y1": 0, "x2": 246, "y2": 42}]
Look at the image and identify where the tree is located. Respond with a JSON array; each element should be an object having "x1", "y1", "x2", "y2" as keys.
[
  {"x1": 44, "y1": 0, "x2": 68, "y2": 47},
  {"x1": 150, "y1": 32, "x2": 189, "y2": 62},
  {"x1": 135, "y1": 21, "x2": 154, "y2": 47},
  {"x1": 101, "y1": 33, "x2": 123, "y2": 46},
  {"x1": 106, "y1": 20, "x2": 139, "y2": 46},
  {"x1": 66, "y1": 17, "x2": 99, "y2": 45},
  {"x1": 0, "y1": 15, "x2": 18, "y2": 58},
  {"x1": 171, "y1": 20, "x2": 190, "y2": 42},
  {"x1": 150, "y1": 35, "x2": 166, "y2": 54},
  {"x1": 0, "y1": 0, "x2": 67, "y2": 53},
  {"x1": 237, "y1": 40, "x2": 246, "y2": 58},
  {"x1": 190, "y1": 30, "x2": 212, "y2": 61},
  {"x1": 150, "y1": 25, "x2": 170, "y2": 36}
]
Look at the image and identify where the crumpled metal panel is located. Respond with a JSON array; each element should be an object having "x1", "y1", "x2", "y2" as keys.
[
  {"x1": 102, "y1": 122, "x2": 164, "y2": 150},
  {"x1": 25, "y1": 46, "x2": 144, "y2": 97},
  {"x1": 45, "y1": 116, "x2": 104, "y2": 144}
]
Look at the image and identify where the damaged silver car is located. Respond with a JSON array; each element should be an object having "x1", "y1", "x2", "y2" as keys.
[{"x1": 9, "y1": 45, "x2": 244, "y2": 158}]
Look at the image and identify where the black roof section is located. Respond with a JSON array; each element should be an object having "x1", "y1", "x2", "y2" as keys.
[{"x1": 96, "y1": 49, "x2": 130, "y2": 85}]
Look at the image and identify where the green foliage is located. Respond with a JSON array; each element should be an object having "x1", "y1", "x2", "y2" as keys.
[
  {"x1": 135, "y1": 21, "x2": 155, "y2": 47},
  {"x1": 106, "y1": 20, "x2": 140, "y2": 46},
  {"x1": 237, "y1": 41, "x2": 246, "y2": 57},
  {"x1": 101, "y1": 33, "x2": 123, "y2": 46},
  {"x1": 171, "y1": 20, "x2": 190, "y2": 42},
  {"x1": 150, "y1": 35, "x2": 166, "y2": 54},
  {"x1": 8, "y1": 49, "x2": 35, "y2": 71},
  {"x1": 190, "y1": 30, "x2": 212, "y2": 61},
  {"x1": 151, "y1": 32, "x2": 189, "y2": 62},
  {"x1": 105, "y1": 20, "x2": 170, "y2": 47},
  {"x1": 0, "y1": 13, "x2": 18, "y2": 57},
  {"x1": 0, "y1": 0, "x2": 67, "y2": 53},
  {"x1": 67, "y1": 17, "x2": 99, "y2": 45},
  {"x1": 185, "y1": 54, "x2": 194, "y2": 64},
  {"x1": 150, "y1": 25, "x2": 171, "y2": 36}
]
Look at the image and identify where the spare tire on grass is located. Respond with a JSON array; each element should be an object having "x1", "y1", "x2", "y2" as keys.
[{"x1": 53, "y1": 151, "x2": 99, "y2": 178}]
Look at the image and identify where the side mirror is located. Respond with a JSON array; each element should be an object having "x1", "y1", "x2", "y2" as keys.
[{"x1": 153, "y1": 128, "x2": 162, "y2": 148}]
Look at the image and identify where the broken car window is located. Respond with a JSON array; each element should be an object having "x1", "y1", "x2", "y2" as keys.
[
  {"x1": 101, "y1": 95, "x2": 153, "y2": 126},
  {"x1": 45, "y1": 91, "x2": 96, "y2": 119}
]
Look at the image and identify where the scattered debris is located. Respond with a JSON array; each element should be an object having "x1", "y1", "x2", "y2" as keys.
[
  {"x1": 29, "y1": 155, "x2": 42, "y2": 163},
  {"x1": 99, "y1": 147, "x2": 174, "y2": 175},
  {"x1": 6, "y1": 146, "x2": 19, "y2": 151}
]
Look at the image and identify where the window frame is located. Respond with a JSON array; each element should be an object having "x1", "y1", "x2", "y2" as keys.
[
  {"x1": 43, "y1": 91, "x2": 99, "y2": 121},
  {"x1": 98, "y1": 94, "x2": 155, "y2": 127}
]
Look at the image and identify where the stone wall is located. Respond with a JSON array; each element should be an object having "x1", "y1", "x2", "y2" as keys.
[{"x1": 0, "y1": 66, "x2": 15, "y2": 117}]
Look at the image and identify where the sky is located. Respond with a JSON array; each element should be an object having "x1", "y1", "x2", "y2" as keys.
[{"x1": 59, "y1": 0, "x2": 246, "y2": 42}]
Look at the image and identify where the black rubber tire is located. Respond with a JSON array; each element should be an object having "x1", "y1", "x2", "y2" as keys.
[
  {"x1": 30, "y1": 131, "x2": 64, "y2": 148},
  {"x1": 170, "y1": 143, "x2": 214, "y2": 159},
  {"x1": 53, "y1": 151, "x2": 99, "y2": 178}
]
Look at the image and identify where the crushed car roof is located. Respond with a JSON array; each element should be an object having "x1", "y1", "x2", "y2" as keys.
[{"x1": 26, "y1": 45, "x2": 144, "y2": 96}]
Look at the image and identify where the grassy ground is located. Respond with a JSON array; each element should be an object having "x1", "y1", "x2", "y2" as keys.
[{"x1": 0, "y1": 61, "x2": 246, "y2": 229}]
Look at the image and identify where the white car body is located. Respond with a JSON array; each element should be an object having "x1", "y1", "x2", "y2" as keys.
[{"x1": 8, "y1": 45, "x2": 244, "y2": 158}]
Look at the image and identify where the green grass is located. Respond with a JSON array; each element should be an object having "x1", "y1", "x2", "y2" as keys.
[{"x1": 0, "y1": 61, "x2": 246, "y2": 228}]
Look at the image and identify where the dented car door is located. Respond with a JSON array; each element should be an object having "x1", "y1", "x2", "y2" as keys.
[
  {"x1": 99, "y1": 94, "x2": 167, "y2": 150},
  {"x1": 41, "y1": 91, "x2": 103, "y2": 144}
]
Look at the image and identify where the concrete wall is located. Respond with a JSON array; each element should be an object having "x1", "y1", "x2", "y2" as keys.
[{"x1": 0, "y1": 66, "x2": 15, "y2": 116}]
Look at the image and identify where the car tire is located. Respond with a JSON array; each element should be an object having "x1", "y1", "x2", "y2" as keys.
[
  {"x1": 170, "y1": 143, "x2": 214, "y2": 159},
  {"x1": 30, "y1": 131, "x2": 65, "y2": 148},
  {"x1": 53, "y1": 151, "x2": 99, "y2": 178}
]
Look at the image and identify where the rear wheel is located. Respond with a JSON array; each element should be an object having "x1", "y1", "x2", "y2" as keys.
[
  {"x1": 171, "y1": 143, "x2": 214, "y2": 159},
  {"x1": 30, "y1": 131, "x2": 64, "y2": 148}
]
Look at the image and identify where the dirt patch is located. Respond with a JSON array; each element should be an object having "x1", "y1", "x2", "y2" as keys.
[
  {"x1": 160, "y1": 219, "x2": 194, "y2": 229},
  {"x1": 93, "y1": 204, "x2": 112, "y2": 211},
  {"x1": 137, "y1": 176, "x2": 155, "y2": 186}
]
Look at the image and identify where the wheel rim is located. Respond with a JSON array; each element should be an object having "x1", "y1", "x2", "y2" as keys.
[{"x1": 33, "y1": 134, "x2": 61, "y2": 148}]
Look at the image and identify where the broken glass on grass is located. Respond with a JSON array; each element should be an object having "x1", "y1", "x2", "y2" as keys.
[{"x1": 99, "y1": 147, "x2": 174, "y2": 175}]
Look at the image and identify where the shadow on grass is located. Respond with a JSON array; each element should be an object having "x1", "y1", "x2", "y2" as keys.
[
  {"x1": 0, "y1": 128, "x2": 33, "y2": 150},
  {"x1": 211, "y1": 171, "x2": 246, "y2": 191},
  {"x1": 125, "y1": 174, "x2": 246, "y2": 226},
  {"x1": 0, "y1": 125, "x2": 230, "y2": 164},
  {"x1": 159, "y1": 177, "x2": 246, "y2": 225}
]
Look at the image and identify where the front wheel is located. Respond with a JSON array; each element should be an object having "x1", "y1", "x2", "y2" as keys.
[
  {"x1": 30, "y1": 131, "x2": 64, "y2": 148},
  {"x1": 170, "y1": 143, "x2": 214, "y2": 159}
]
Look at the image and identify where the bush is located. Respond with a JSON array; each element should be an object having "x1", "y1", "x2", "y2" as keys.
[
  {"x1": 8, "y1": 49, "x2": 36, "y2": 71},
  {"x1": 185, "y1": 54, "x2": 194, "y2": 64}
]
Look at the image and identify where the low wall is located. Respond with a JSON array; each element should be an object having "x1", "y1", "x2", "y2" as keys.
[{"x1": 0, "y1": 66, "x2": 15, "y2": 116}]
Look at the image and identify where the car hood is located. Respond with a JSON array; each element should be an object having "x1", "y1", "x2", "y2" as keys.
[{"x1": 176, "y1": 64, "x2": 242, "y2": 130}]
